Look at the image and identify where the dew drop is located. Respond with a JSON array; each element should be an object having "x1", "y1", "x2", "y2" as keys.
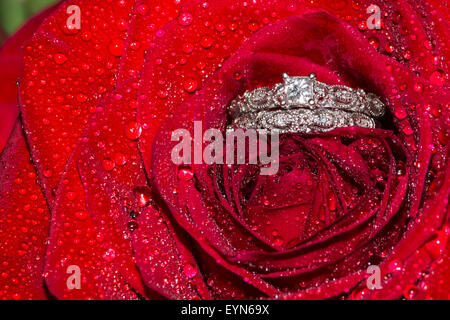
[
  {"x1": 116, "y1": 18, "x2": 128, "y2": 31},
  {"x1": 75, "y1": 211, "x2": 88, "y2": 220},
  {"x1": 81, "y1": 31, "x2": 92, "y2": 41},
  {"x1": 423, "y1": 40, "x2": 433, "y2": 50},
  {"x1": 385, "y1": 43, "x2": 394, "y2": 53},
  {"x1": 127, "y1": 221, "x2": 138, "y2": 232},
  {"x1": 388, "y1": 259, "x2": 403, "y2": 272},
  {"x1": 402, "y1": 125, "x2": 413, "y2": 136},
  {"x1": 327, "y1": 192, "x2": 337, "y2": 211},
  {"x1": 129, "y1": 210, "x2": 139, "y2": 220},
  {"x1": 114, "y1": 152, "x2": 127, "y2": 166},
  {"x1": 177, "y1": 165, "x2": 194, "y2": 181},
  {"x1": 125, "y1": 121, "x2": 142, "y2": 140},
  {"x1": 182, "y1": 42, "x2": 194, "y2": 54},
  {"x1": 357, "y1": 21, "x2": 367, "y2": 31},
  {"x1": 247, "y1": 21, "x2": 259, "y2": 32},
  {"x1": 402, "y1": 50, "x2": 412, "y2": 60},
  {"x1": 76, "y1": 93, "x2": 88, "y2": 103},
  {"x1": 403, "y1": 285, "x2": 418, "y2": 300},
  {"x1": 234, "y1": 72, "x2": 243, "y2": 81},
  {"x1": 137, "y1": 4, "x2": 149, "y2": 16},
  {"x1": 54, "y1": 54, "x2": 68, "y2": 65},
  {"x1": 200, "y1": 36, "x2": 213, "y2": 49},
  {"x1": 43, "y1": 169, "x2": 53, "y2": 178},
  {"x1": 183, "y1": 79, "x2": 198, "y2": 93},
  {"x1": 133, "y1": 186, "x2": 152, "y2": 207},
  {"x1": 66, "y1": 192, "x2": 76, "y2": 201},
  {"x1": 102, "y1": 158, "x2": 115, "y2": 171},
  {"x1": 368, "y1": 37, "x2": 379, "y2": 49},
  {"x1": 430, "y1": 70, "x2": 444, "y2": 86},
  {"x1": 103, "y1": 248, "x2": 116, "y2": 262},
  {"x1": 183, "y1": 263, "x2": 198, "y2": 279},
  {"x1": 178, "y1": 12, "x2": 193, "y2": 26},
  {"x1": 439, "y1": 130, "x2": 449, "y2": 145},
  {"x1": 394, "y1": 108, "x2": 407, "y2": 120},
  {"x1": 109, "y1": 39, "x2": 124, "y2": 57},
  {"x1": 413, "y1": 82, "x2": 424, "y2": 93},
  {"x1": 273, "y1": 236, "x2": 284, "y2": 247}
]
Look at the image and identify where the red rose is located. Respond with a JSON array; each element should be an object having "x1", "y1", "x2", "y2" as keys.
[{"x1": 0, "y1": 0, "x2": 449, "y2": 300}]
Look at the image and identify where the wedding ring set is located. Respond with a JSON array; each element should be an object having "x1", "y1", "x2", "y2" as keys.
[{"x1": 228, "y1": 73, "x2": 386, "y2": 133}]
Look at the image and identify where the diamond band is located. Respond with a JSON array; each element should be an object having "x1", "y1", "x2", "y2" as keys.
[
  {"x1": 228, "y1": 73, "x2": 386, "y2": 133},
  {"x1": 232, "y1": 109, "x2": 376, "y2": 134}
]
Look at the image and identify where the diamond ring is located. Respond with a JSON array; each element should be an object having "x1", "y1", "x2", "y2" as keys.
[{"x1": 228, "y1": 73, "x2": 386, "y2": 133}]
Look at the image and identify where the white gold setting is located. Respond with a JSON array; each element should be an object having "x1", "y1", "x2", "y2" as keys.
[{"x1": 228, "y1": 73, "x2": 386, "y2": 133}]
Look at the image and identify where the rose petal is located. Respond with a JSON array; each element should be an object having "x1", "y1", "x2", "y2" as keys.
[
  {"x1": 0, "y1": 121, "x2": 50, "y2": 299},
  {"x1": 0, "y1": 4, "x2": 58, "y2": 152},
  {"x1": 76, "y1": 79, "x2": 210, "y2": 299},
  {"x1": 19, "y1": 0, "x2": 134, "y2": 203}
]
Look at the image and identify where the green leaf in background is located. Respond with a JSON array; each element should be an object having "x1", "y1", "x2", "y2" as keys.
[{"x1": 0, "y1": 0, "x2": 58, "y2": 35}]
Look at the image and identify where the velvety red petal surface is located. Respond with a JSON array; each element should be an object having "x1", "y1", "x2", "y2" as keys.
[
  {"x1": 17, "y1": 0, "x2": 185, "y2": 299},
  {"x1": 0, "y1": 4, "x2": 58, "y2": 152},
  {"x1": 75, "y1": 79, "x2": 209, "y2": 299},
  {"x1": 0, "y1": 121, "x2": 49, "y2": 299},
  {"x1": 0, "y1": 0, "x2": 446, "y2": 300},
  {"x1": 148, "y1": 2, "x2": 449, "y2": 299},
  {"x1": 0, "y1": 4, "x2": 59, "y2": 300},
  {"x1": 19, "y1": 0, "x2": 134, "y2": 203}
]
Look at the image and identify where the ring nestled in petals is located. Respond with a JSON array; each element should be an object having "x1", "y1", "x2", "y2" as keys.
[{"x1": 228, "y1": 73, "x2": 386, "y2": 133}]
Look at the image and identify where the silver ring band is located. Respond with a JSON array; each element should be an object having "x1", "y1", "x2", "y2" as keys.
[{"x1": 228, "y1": 73, "x2": 386, "y2": 133}]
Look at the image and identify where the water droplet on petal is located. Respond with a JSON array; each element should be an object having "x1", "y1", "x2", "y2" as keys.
[
  {"x1": 127, "y1": 221, "x2": 138, "y2": 232},
  {"x1": 358, "y1": 21, "x2": 367, "y2": 31},
  {"x1": 177, "y1": 165, "x2": 194, "y2": 181},
  {"x1": 137, "y1": 4, "x2": 149, "y2": 16},
  {"x1": 75, "y1": 211, "x2": 88, "y2": 220},
  {"x1": 125, "y1": 121, "x2": 142, "y2": 140},
  {"x1": 116, "y1": 18, "x2": 128, "y2": 31},
  {"x1": 424, "y1": 40, "x2": 433, "y2": 50},
  {"x1": 327, "y1": 192, "x2": 337, "y2": 211},
  {"x1": 183, "y1": 263, "x2": 198, "y2": 278},
  {"x1": 402, "y1": 125, "x2": 414, "y2": 136},
  {"x1": 109, "y1": 39, "x2": 124, "y2": 57},
  {"x1": 414, "y1": 82, "x2": 424, "y2": 93},
  {"x1": 200, "y1": 36, "x2": 213, "y2": 49},
  {"x1": 178, "y1": 12, "x2": 193, "y2": 26},
  {"x1": 129, "y1": 210, "x2": 139, "y2": 220},
  {"x1": 114, "y1": 152, "x2": 127, "y2": 166},
  {"x1": 182, "y1": 42, "x2": 194, "y2": 54},
  {"x1": 76, "y1": 93, "x2": 88, "y2": 103},
  {"x1": 388, "y1": 259, "x2": 403, "y2": 272},
  {"x1": 183, "y1": 79, "x2": 198, "y2": 93},
  {"x1": 248, "y1": 21, "x2": 259, "y2": 32},
  {"x1": 43, "y1": 169, "x2": 53, "y2": 178},
  {"x1": 102, "y1": 158, "x2": 115, "y2": 171},
  {"x1": 368, "y1": 36, "x2": 379, "y2": 49},
  {"x1": 133, "y1": 186, "x2": 152, "y2": 207},
  {"x1": 273, "y1": 236, "x2": 284, "y2": 247},
  {"x1": 54, "y1": 54, "x2": 67, "y2": 65},
  {"x1": 403, "y1": 285, "x2": 418, "y2": 300},
  {"x1": 103, "y1": 248, "x2": 116, "y2": 262},
  {"x1": 402, "y1": 50, "x2": 412, "y2": 60},
  {"x1": 66, "y1": 192, "x2": 76, "y2": 201},
  {"x1": 430, "y1": 70, "x2": 444, "y2": 86},
  {"x1": 394, "y1": 108, "x2": 407, "y2": 120},
  {"x1": 234, "y1": 72, "x2": 243, "y2": 81}
]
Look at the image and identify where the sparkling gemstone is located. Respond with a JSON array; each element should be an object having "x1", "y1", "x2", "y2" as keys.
[
  {"x1": 284, "y1": 77, "x2": 312, "y2": 105},
  {"x1": 266, "y1": 112, "x2": 292, "y2": 128}
]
